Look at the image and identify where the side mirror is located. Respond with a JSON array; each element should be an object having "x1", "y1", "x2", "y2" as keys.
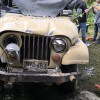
[{"x1": 60, "y1": 10, "x2": 73, "y2": 16}]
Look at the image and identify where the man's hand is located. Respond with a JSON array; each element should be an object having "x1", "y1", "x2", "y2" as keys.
[
  {"x1": 85, "y1": 9, "x2": 89, "y2": 13},
  {"x1": 84, "y1": 6, "x2": 92, "y2": 13},
  {"x1": 92, "y1": 5, "x2": 96, "y2": 8}
]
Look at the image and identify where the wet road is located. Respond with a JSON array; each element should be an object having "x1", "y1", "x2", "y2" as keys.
[{"x1": 0, "y1": 83, "x2": 78, "y2": 100}]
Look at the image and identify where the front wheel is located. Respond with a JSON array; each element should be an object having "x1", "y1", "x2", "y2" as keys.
[
  {"x1": 60, "y1": 64, "x2": 78, "y2": 92},
  {"x1": 0, "y1": 81, "x2": 4, "y2": 92},
  {"x1": 61, "y1": 80, "x2": 77, "y2": 92}
]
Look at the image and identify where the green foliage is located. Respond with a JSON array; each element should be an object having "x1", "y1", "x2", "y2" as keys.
[
  {"x1": 87, "y1": 2, "x2": 96, "y2": 34},
  {"x1": 86, "y1": 0, "x2": 96, "y2": 4},
  {"x1": 87, "y1": 9, "x2": 94, "y2": 34},
  {"x1": 72, "y1": 9, "x2": 79, "y2": 25},
  {"x1": 72, "y1": 1, "x2": 96, "y2": 34}
]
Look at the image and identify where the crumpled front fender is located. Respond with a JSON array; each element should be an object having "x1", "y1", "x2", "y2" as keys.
[{"x1": 62, "y1": 39, "x2": 89, "y2": 65}]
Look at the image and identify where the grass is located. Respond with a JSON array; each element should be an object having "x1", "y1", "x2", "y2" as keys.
[
  {"x1": 78, "y1": 41, "x2": 100, "y2": 96},
  {"x1": 74, "y1": 2, "x2": 100, "y2": 95}
]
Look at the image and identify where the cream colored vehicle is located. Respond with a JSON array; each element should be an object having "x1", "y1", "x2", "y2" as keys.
[{"x1": 0, "y1": 0, "x2": 89, "y2": 91}]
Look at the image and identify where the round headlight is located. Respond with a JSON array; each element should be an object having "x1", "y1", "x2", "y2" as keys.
[
  {"x1": 4, "y1": 35, "x2": 19, "y2": 46},
  {"x1": 52, "y1": 38, "x2": 67, "y2": 53}
]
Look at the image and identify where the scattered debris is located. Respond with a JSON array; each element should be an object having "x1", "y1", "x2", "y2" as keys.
[
  {"x1": 95, "y1": 84, "x2": 100, "y2": 89},
  {"x1": 81, "y1": 67, "x2": 94, "y2": 78},
  {"x1": 75, "y1": 91, "x2": 100, "y2": 100}
]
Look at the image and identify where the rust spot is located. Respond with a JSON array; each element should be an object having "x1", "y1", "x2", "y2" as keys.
[{"x1": 52, "y1": 54, "x2": 61, "y2": 62}]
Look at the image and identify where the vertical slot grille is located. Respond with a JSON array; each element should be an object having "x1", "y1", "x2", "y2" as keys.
[{"x1": 20, "y1": 35, "x2": 51, "y2": 63}]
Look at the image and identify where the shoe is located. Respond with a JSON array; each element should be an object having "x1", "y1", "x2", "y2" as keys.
[
  {"x1": 94, "y1": 39, "x2": 100, "y2": 44},
  {"x1": 89, "y1": 38, "x2": 96, "y2": 41},
  {"x1": 85, "y1": 43, "x2": 90, "y2": 47}
]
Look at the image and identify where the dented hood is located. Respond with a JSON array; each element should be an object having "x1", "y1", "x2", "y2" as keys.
[{"x1": 0, "y1": 13, "x2": 78, "y2": 44}]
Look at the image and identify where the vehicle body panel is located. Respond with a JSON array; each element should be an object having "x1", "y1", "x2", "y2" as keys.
[
  {"x1": 0, "y1": 13, "x2": 78, "y2": 44},
  {"x1": 62, "y1": 39, "x2": 89, "y2": 65},
  {"x1": 0, "y1": 0, "x2": 89, "y2": 85},
  {"x1": 0, "y1": 13, "x2": 89, "y2": 67}
]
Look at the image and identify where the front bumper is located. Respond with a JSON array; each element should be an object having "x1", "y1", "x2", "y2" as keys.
[{"x1": 0, "y1": 71, "x2": 80, "y2": 84}]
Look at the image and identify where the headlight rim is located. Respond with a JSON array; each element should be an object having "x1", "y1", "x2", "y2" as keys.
[
  {"x1": 3, "y1": 34, "x2": 19, "y2": 47},
  {"x1": 51, "y1": 37, "x2": 68, "y2": 53}
]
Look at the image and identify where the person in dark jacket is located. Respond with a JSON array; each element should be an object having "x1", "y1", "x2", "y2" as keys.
[{"x1": 77, "y1": 0, "x2": 92, "y2": 46}]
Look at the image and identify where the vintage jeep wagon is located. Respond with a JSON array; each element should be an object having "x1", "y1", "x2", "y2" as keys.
[{"x1": 0, "y1": 0, "x2": 89, "y2": 91}]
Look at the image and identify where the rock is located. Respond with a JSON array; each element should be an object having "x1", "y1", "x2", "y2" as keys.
[{"x1": 75, "y1": 91, "x2": 100, "y2": 100}]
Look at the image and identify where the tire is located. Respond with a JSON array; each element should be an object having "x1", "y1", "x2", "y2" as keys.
[
  {"x1": 61, "y1": 64, "x2": 78, "y2": 73},
  {"x1": 0, "y1": 81, "x2": 4, "y2": 92},
  {"x1": 60, "y1": 64, "x2": 78, "y2": 92},
  {"x1": 62, "y1": 79, "x2": 77, "y2": 92}
]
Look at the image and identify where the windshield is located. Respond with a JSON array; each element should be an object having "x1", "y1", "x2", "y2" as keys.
[{"x1": 0, "y1": 0, "x2": 82, "y2": 17}]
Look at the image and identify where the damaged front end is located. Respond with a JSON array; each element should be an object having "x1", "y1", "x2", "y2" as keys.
[
  {"x1": 0, "y1": 0, "x2": 88, "y2": 90},
  {"x1": 0, "y1": 31, "x2": 81, "y2": 84}
]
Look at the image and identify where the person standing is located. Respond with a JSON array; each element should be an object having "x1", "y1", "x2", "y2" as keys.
[
  {"x1": 90, "y1": 23, "x2": 98, "y2": 42},
  {"x1": 92, "y1": 0, "x2": 100, "y2": 44},
  {"x1": 77, "y1": 0, "x2": 92, "y2": 46}
]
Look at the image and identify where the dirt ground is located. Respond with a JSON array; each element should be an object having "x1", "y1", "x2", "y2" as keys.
[
  {"x1": 0, "y1": 83, "x2": 79, "y2": 100},
  {"x1": 78, "y1": 40, "x2": 100, "y2": 97}
]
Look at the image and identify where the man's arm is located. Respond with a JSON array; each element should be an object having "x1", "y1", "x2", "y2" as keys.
[
  {"x1": 92, "y1": 7, "x2": 95, "y2": 14},
  {"x1": 84, "y1": 6, "x2": 92, "y2": 13},
  {"x1": 82, "y1": 3, "x2": 92, "y2": 14},
  {"x1": 92, "y1": 5, "x2": 100, "y2": 11}
]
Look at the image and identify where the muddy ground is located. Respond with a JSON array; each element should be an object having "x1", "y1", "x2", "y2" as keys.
[
  {"x1": 0, "y1": 83, "x2": 80, "y2": 100},
  {"x1": 78, "y1": 41, "x2": 100, "y2": 95},
  {"x1": 0, "y1": 41, "x2": 100, "y2": 100}
]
